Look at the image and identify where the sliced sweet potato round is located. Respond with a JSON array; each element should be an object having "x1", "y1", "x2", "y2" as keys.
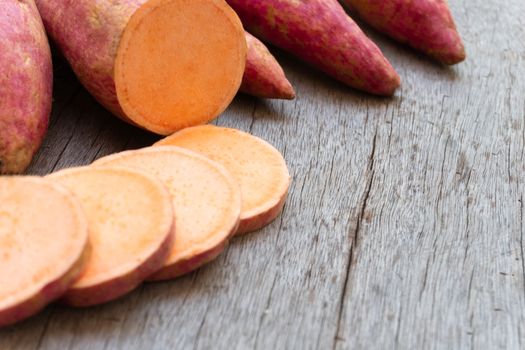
[
  {"x1": 0, "y1": 177, "x2": 89, "y2": 327},
  {"x1": 114, "y1": 0, "x2": 247, "y2": 134},
  {"x1": 93, "y1": 146, "x2": 241, "y2": 280},
  {"x1": 47, "y1": 166, "x2": 174, "y2": 306},
  {"x1": 155, "y1": 125, "x2": 291, "y2": 234}
]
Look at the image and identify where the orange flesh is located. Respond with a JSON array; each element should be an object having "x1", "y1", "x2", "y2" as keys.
[
  {"x1": 48, "y1": 167, "x2": 173, "y2": 289},
  {"x1": 93, "y1": 147, "x2": 241, "y2": 271},
  {"x1": 0, "y1": 177, "x2": 88, "y2": 309},
  {"x1": 155, "y1": 125, "x2": 290, "y2": 229},
  {"x1": 115, "y1": 0, "x2": 247, "y2": 135}
]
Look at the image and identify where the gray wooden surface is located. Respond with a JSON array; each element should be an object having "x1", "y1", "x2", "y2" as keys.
[{"x1": 1, "y1": 0, "x2": 524, "y2": 348}]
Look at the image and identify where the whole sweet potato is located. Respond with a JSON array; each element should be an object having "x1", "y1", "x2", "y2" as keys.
[
  {"x1": 227, "y1": 0, "x2": 401, "y2": 96},
  {"x1": 342, "y1": 0, "x2": 465, "y2": 65},
  {"x1": 0, "y1": 0, "x2": 52, "y2": 174}
]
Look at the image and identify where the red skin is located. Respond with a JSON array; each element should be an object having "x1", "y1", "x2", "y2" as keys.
[
  {"x1": 0, "y1": 244, "x2": 89, "y2": 327},
  {"x1": 61, "y1": 224, "x2": 174, "y2": 307},
  {"x1": 226, "y1": 0, "x2": 400, "y2": 96},
  {"x1": 147, "y1": 222, "x2": 237, "y2": 281},
  {"x1": 35, "y1": 0, "x2": 143, "y2": 121},
  {"x1": 147, "y1": 189, "x2": 287, "y2": 280},
  {"x1": 343, "y1": 0, "x2": 465, "y2": 65},
  {"x1": 241, "y1": 32, "x2": 295, "y2": 100},
  {"x1": 147, "y1": 242, "x2": 226, "y2": 280},
  {"x1": 237, "y1": 188, "x2": 288, "y2": 234},
  {"x1": 0, "y1": 0, "x2": 52, "y2": 174},
  {"x1": 0, "y1": 177, "x2": 89, "y2": 327}
]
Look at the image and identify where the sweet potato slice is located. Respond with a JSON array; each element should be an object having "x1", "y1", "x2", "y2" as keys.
[
  {"x1": 47, "y1": 167, "x2": 174, "y2": 306},
  {"x1": 0, "y1": 177, "x2": 89, "y2": 327},
  {"x1": 93, "y1": 147, "x2": 241, "y2": 280},
  {"x1": 155, "y1": 125, "x2": 291, "y2": 234},
  {"x1": 36, "y1": 0, "x2": 247, "y2": 135}
]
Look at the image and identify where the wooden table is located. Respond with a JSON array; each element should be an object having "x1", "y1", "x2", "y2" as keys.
[{"x1": 1, "y1": 0, "x2": 524, "y2": 348}]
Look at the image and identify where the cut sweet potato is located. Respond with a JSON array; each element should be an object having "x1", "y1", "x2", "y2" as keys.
[
  {"x1": 0, "y1": 177, "x2": 89, "y2": 327},
  {"x1": 93, "y1": 146, "x2": 241, "y2": 280},
  {"x1": 35, "y1": 0, "x2": 247, "y2": 135},
  {"x1": 47, "y1": 167, "x2": 174, "y2": 306},
  {"x1": 155, "y1": 125, "x2": 290, "y2": 234}
]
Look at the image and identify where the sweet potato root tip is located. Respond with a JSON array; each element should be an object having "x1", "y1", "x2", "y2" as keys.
[
  {"x1": 343, "y1": 0, "x2": 466, "y2": 65},
  {"x1": 155, "y1": 125, "x2": 291, "y2": 234},
  {"x1": 241, "y1": 32, "x2": 296, "y2": 100},
  {"x1": 115, "y1": 0, "x2": 247, "y2": 134},
  {"x1": 47, "y1": 167, "x2": 174, "y2": 307},
  {"x1": 93, "y1": 147, "x2": 241, "y2": 280},
  {"x1": 0, "y1": 0, "x2": 52, "y2": 174},
  {"x1": 0, "y1": 177, "x2": 88, "y2": 327},
  {"x1": 226, "y1": 0, "x2": 400, "y2": 96}
]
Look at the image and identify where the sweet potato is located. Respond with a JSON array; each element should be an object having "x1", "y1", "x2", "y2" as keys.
[
  {"x1": 48, "y1": 167, "x2": 174, "y2": 306},
  {"x1": 93, "y1": 147, "x2": 241, "y2": 280},
  {"x1": 341, "y1": 0, "x2": 465, "y2": 64},
  {"x1": 35, "y1": 0, "x2": 247, "y2": 135},
  {"x1": 241, "y1": 32, "x2": 295, "y2": 100},
  {"x1": 226, "y1": 0, "x2": 400, "y2": 96},
  {"x1": 0, "y1": 0, "x2": 52, "y2": 174},
  {"x1": 156, "y1": 126, "x2": 290, "y2": 234},
  {"x1": 0, "y1": 177, "x2": 89, "y2": 327}
]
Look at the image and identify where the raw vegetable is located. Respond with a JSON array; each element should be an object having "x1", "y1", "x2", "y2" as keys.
[
  {"x1": 93, "y1": 147, "x2": 241, "y2": 280},
  {"x1": 241, "y1": 32, "x2": 295, "y2": 100},
  {"x1": 155, "y1": 125, "x2": 290, "y2": 234},
  {"x1": 0, "y1": 177, "x2": 89, "y2": 327},
  {"x1": 226, "y1": 0, "x2": 400, "y2": 96},
  {"x1": 341, "y1": 0, "x2": 465, "y2": 64},
  {"x1": 0, "y1": 0, "x2": 53, "y2": 174},
  {"x1": 48, "y1": 167, "x2": 175, "y2": 306},
  {"x1": 35, "y1": 0, "x2": 247, "y2": 135}
]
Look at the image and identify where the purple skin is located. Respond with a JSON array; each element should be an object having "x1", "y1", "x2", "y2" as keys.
[
  {"x1": 0, "y1": 0, "x2": 52, "y2": 174},
  {"x1": 342, "y1": 0, "x2": 465, "y2": 65},
  {"x1": 0, "y1": 248, "x2": 89, "y2": 327},
  {"x1": 61, "y1": 224, "x2": 174, "y2": 307},
  {"x1": 241, "y1": 32, "x2": 295, "y2": 100},
  {"x1": 0, "y1": 230, "x2": 89, "y2": 327},
  {"x1": 236, "y1": 188, "x2": 288, "y2": 234},
  {"x1": 35, "y1": 0, "x2": 146, "y2": 122},
  {"x1": 227, "y1": 0, "x2": 400, "y2": 96},
  {"x1": 147, "y1": 235, "x2": 231, "y2": 281},
  {"x1": 148, "y1": 208, "x2": 239, "y2": 281}
]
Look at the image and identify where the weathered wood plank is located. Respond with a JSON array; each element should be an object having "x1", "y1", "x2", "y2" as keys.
[
  {"x1": 335, "y1": 0, "x2": 525, "y2": 348},
  {"x1": 0, "y1": 0, "x2": 524, "y2": 348}
]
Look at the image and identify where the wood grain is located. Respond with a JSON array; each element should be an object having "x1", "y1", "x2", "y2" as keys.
[{"x1": 1, "y1": 0, "x2": 524, "y2": 348}]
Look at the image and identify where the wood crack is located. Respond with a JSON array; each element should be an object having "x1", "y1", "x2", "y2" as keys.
[
  {"x1": 192, "y1": 301, "x2": 211, "y2": 350},
  {"x1": 254, "y1": 274, "x2": 278, "y2": 350},
  {"x1": 35, "y1": 309, "x2": 55, "y2": 350},
  {"x1": 248, "y1": 99, "x2": 258, "y2": 134},
  {"x1": 520, "y1": 194, "x2": 525, "y2": 295},
  {"x1": 49, "y1": 86, "x2": 82, "y2": 128},
  {"x1": 419, "y1": 257, "x2": 432, "y2": 300},
  {"x1": 332, "y1": 131, "x2": 378, "y2": 349},
  {"x1": 50, "y1": 130, "x2": 77, "y2": 173}
]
